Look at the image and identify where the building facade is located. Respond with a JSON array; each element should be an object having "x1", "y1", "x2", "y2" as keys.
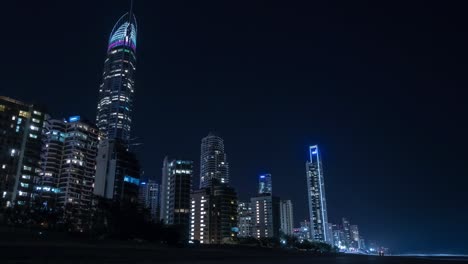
[
  {"x1": 305, "y1": 145, "x2": 329, "y2": 242},
  {"x1": 94, "y1": 139, "x2": 140, "y2": 204},
  {"x1": 199, "y1": 133, "x2": 229, "y2": 188},
  {"x1": 237, "y1": 201, "x2": 253, "y2": 238},
  {"x1": 96, "y1": 12, "x2": 137, "y2": 142},
  {"x1": 40, "y1": 116, "x2": 99, "y2": 228},
  {"x1": 190, "y1": 183, "x2": 238, "y2": 244},
  {"x1": 160, "y1": 157, "x2": 193, "y2": 239},
  {"x1": 279, "y1": 200, "x2": 294, "y2": 236},
  {"x1": 0, "y1": 96, "x2": 46, "y2": 207},
  {"x1": 138, "y1": 179, "x2": 160, "y2": 222},
  {"x1": 251, "y1": 195, "x2": 281, "y2": 239}
]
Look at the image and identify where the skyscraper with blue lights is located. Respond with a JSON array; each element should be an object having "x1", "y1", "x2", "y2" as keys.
[
  {"x1": 258, "y1": 173, "x2": 272, "y2": 195},
  {"x1": 96, "y1": 12, "x2": 137, "y2": 141},
  {"x1": 305, "y1": 145, "x2": 330, "y2": 242}
]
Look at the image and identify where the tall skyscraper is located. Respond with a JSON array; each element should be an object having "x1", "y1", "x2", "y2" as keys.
[
  {"x1": 305, "y1": 145, "x2": 329, "y2": 242},
  {"x1": 237, "y1": 201, "x2": 253, "y2": 238},
  {"x1": 199, "y1": 133, "x2": 229, "y2": 188},
  {"x1": 258, "y1": 173, "x2": 272, "y2": 195},
  {"x1": 96, "y1": 11, "x2": 137, "y2": 142},
  {"x1": 0, "y1": 96, "x2": 45, "y2": 207},
  {"x1": 160, "y1": 157, "x2": 193, "y2": 237},
  {"x1": 138, "y1": 179, "x2": 160, "y2": 222},
  {"x1": 94, "y1": 10, "x2": 141, "y2": 204},
  {"x1": 40, "y1": 116, "x2": 99, "y2": 230},
  {"x1": 280, "y1": 200, "x2": 294, "y2": 235}
]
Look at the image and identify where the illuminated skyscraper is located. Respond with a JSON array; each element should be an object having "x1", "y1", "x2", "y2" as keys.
[
  {"x1": 199, "y1": 133, "x2": 229, "y2": 188},
  {"x1": 0, "y1": 97, "x2": 45, "y2": 207},
  {"x1": 305, "y1": 145, "x2": 329, "y2": 242},
  {"x1": 94, "y1": 8, "x2": 141, "y2": 204},
  {"x1": 258, "y1": 173, "x2": 272, "y2": 195},
  {"x1": 96, "y1": 11, "x2": 137, "y2": 141}
]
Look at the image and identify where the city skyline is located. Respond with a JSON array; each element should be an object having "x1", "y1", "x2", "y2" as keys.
[{"x1": 1, "y1": 0, "x2": 467, "y2": 254}]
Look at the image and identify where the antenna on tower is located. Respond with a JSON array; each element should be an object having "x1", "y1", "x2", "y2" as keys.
[{"x1": 128, "y1": 0, "x2": 134, "y2": 23}]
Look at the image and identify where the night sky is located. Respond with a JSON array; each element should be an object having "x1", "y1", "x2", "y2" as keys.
[{"x1": 2, "y1": 0, "x2": 467, "y2": 254}]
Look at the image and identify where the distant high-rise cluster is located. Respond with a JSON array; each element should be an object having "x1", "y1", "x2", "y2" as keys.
[{"x1": 328, "y1": 218, "x2": 367, "y2": 252}]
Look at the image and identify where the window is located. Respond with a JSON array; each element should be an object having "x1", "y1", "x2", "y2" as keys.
[
  {"x1": 0, "y1": 105, "x2": 5, "y2": 111},
  {"x1": 33, "y1": 110, "x2": 42, "y2": 116},
  {"x1": 30, "y1": 125, "x2": 39, "y2": 131},
  {"x1": 19, "y1": 111, "x2": 30, "y2": 118}
]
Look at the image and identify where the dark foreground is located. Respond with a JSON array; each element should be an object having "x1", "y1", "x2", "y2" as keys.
[{"x1": 1, "y1": 242, "x2": 467, "y2": 264}]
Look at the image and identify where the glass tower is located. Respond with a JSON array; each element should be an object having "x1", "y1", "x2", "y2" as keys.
[
  {"x1": 96, "y1": 12, "x2": 137, "y2": 141},
  {"x1": 199, "y1": 133, "x2": 229, "y2": 188},
  {"x1": 306, "y1": 145, "x2": 329, "y2": 242},
  {"x1": 258, "y1": 173, "x2": 272, "y2": 195}
]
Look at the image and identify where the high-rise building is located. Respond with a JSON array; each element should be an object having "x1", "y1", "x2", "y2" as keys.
[
  {"x1": 350, "y1": 224, "x2": 361, "y2": 250},
  {"x1": 38, "y1": 119, "x2": 66, "y2": 208},
  {"x1": 190, "y1": 182, "x2": 238, "y2": 244},
  {"x1": 138, "y1": 179, "x2": 160, "y2": 222},
  {"x1": 305, "y1": 145, "x2": 329, "y2": 242},
  {"x1": 332, "y1": 224, "x2": 346, "y2": 249},
  {"x1": 326, "y1": 222, "x2": 334, "y2": 246},
  {"x1": 237, "y1": 201, "x2": 253, "y2": 238},
  {"x1": 0, "y1": 96, "x2": 46, "y2": 207},
  {"x1": 96, "y1": 12, "x2": 137, "y2": 142},
  {"x1": 279, "y1": 200, "x2": 294, "y2": 236},
  {"x1": 342, "y1": 217, "x2": 352, "y2": 248},
  {"x1": 258, "y1": 173, "x2": 272, "y2": 195},
  {"x1": 251, "y1": 195, "x2": 281, "y2": 239},
  {"x1": 199, "y1": 133, "x2": 229, "y2": 188},
  {"x1": 94, "y1": 139, "x2": 140, "y2": 203},
  {"x1": 160, "y1": 157, "x2": 193, "y2": 239},
  {"x1": 39, "y1": 116, "x2": 99, "y2": 229},
  {"x1": 94, "y1": 10, "x2": 141, "y2": 206},
  {"x1": 251, "y1": 173, "x2": 281, "y2": 238}
]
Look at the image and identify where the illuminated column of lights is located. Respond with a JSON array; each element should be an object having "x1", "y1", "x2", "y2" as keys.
[{"x1": 306, "y1": 145, "x2": 330, "y2": 242}]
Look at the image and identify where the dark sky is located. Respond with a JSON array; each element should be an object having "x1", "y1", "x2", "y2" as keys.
[{"x1": 2, "y1": 0, "x2": 467, "y2": 254}]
